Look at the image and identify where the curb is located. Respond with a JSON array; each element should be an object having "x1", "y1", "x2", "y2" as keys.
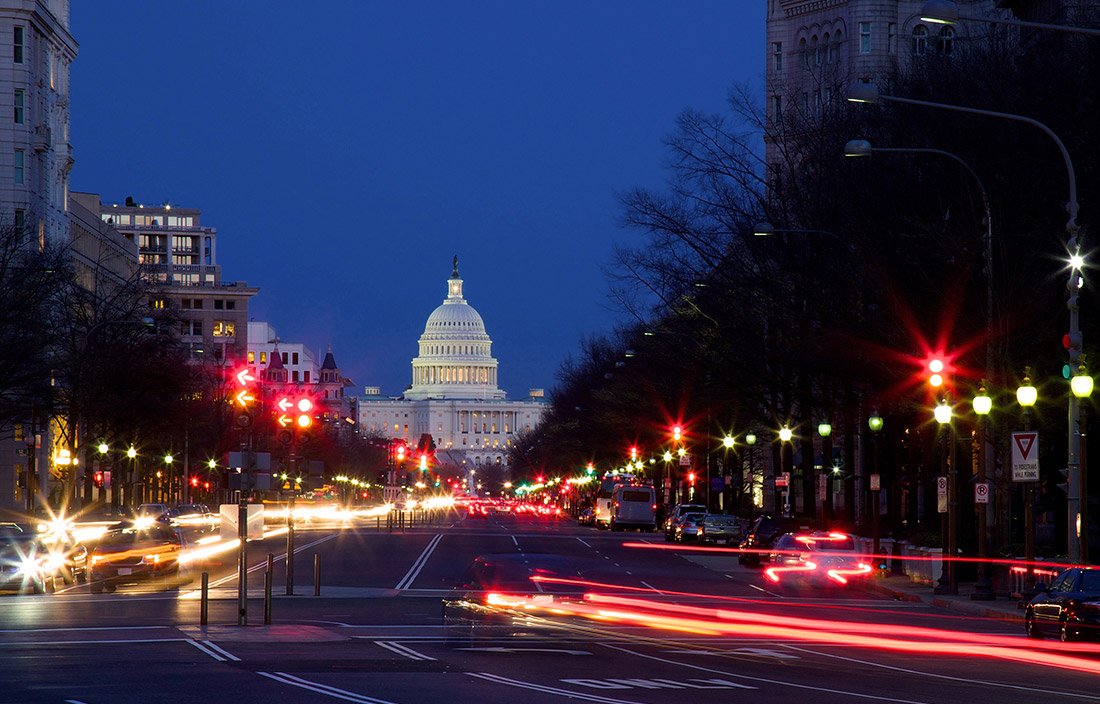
[{"x1": 861, "y1": 578, "x2": 1024, "y2": 624}]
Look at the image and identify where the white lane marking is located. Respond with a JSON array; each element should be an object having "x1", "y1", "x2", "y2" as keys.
[
  {"x1": 394, "y1": 534, "x2": 443, "y2": 590},
  {"x1": 64, "y1": 700, "x2": 88, "y2": 704},
  {"x1": 206, "y1": 534, "x2": 337, "y2": 588},
  {"x1": 601, "y1": 644, "x2": 931, "y2": 703},
  {"x1": 749, "y1": 583, "x2": 783, "y2": 598},
  {"x1": 512, "y1": 535, "x2": 520, "y2": 546},
  {"x1": 639, "y1": 581, "x2": 665, "y2": 594},
  {"x1": 467, "y1": 672, "x2": 644, "y2": 703},
  {"x1": 782, "y1": 644, "x2": 1100, "y2": 700},
  {"x1": 258, "y1": 672, "x2": 398, "y2": 704},
  {"x1": 374, "y1": 640, "x2": 435, "y2": 661},
  {"x1": 0, "y1": 625, "x2": 171, "y2": 633},
  {"x1": 457, "y1": 647, "x2": 592, "y2": 655},
  {"x1": 185, "y1": 638, "x2": 240, "y2": 662},
  {"x1": 576, "y1": 538, "x2": 592, "y2": 548}
]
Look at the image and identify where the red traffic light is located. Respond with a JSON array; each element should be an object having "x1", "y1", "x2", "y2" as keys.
[
  {"x1": 396, "y1": 444, "x2": 406, "y2": 461},
  {"x1": 672, "y1": 425, "x2": 682, "y2": 441},
  {"x1": 93, "y1": 472, "x2": 103, "y2": 487},
  {"x1": 190, "y1": 475, "x2": 199, "y2": 487}
]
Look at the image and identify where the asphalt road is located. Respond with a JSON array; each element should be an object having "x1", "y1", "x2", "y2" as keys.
[{"x1": 0, "y1": 508, "x2": 1097, "y2": 703}]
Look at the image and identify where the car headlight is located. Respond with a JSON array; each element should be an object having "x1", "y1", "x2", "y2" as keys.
[
  {"x1": 141, "y1": 553, "x2": 161, "y2": 565},
  {"x1": 16, "y1": 557, "x2": 43, "y2": 577}
]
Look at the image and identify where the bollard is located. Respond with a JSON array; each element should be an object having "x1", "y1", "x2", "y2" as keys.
[
  {"x1": 264, "y1": 569, "x2": 272, "y2": 625},
  {"x1": 377, "y1": 515, "x2": 381, "y2": 532},
  {"x1": 314, "y1": 553, "x2": 321, "y2": 596},
  {"x1": 200, "y1": 572, "x2": 209, "y2": 626}
]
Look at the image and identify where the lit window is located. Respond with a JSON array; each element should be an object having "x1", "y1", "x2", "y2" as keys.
[
  {"x1": 247, "y1": 351, "x2": 255, "y2": 364},
  {"x1": 859, "y1": 21, "x2": 871, "y2": 53},
  {"x1": 151, "y1": 298, "x2": 165, "y2": 309},
  {"x1": 14, "y1": 89, "x2": 23, "y2": 124},
  {"x1": 213, "y1": 321, "x2": 235, "y2": 337},
  {"x1": 260, "y1": 352, "x2": 267, "y2": 364}
]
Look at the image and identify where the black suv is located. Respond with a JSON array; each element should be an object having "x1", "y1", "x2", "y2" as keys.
[{"x1": 738, "y1": 515, "x2": 803, "y2": 567}]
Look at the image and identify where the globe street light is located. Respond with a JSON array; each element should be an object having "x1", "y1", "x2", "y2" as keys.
[
  {"x1": 745, "y1": 433, "x2": 758, "y2": 510},
  {"x1": 849, "y1": 81, "x2": 1085, "y2": 563},
  {"x1": 778, "y1": 427, "x2": 793, "y2": 515},
  {"x1": 818, "y1": 421, "x2": 833, "y2": 521},
  {"x1": 868, "y1": 412, "x2": 883, "y2": 556},
  {"x1": 972, "y1": 383, "x2": 995, "y2": 600},
  {"x1": 1017, "y1": 368, "x2": 1038, "y2": 590}
]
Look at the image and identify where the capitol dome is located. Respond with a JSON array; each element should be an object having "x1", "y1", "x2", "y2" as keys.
[{"x1": 405, "y1": 259, "x2": 506, "y2": 401}]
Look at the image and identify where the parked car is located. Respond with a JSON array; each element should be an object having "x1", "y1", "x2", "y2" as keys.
[
  {"x1": 89, "y1": 524, "x2": 183, "y2": 593},
  {"x1": 674, "y1": 512, "x2": 706, "y2": 543},
  {"x1": 738, "y1": 515, "x2": 804, "y2": 567},
  {"x1": 697, "y1": 514, "x2": 743, "y2": 546},
  {"x1": 0, "y1": 534, "x2": 55, "y2": 593},
  {"x1": 663, "y1": 503, "x2": 706, "y2": 541},
  {"x1": 763, "y1": 531, "x2": 871, "y2": 589},
  {"x1": 1025, "y1": 567, "x2": 1100, "y2": 641}
]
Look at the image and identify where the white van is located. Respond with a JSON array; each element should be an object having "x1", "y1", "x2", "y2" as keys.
[{"x1": 610, "y1": 485, "x2": 656, "y2": 531}]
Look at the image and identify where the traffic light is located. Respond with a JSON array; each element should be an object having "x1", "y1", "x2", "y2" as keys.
[
  {"x1": 419, "y1": 453, "x2": 428, "y2": 471},
  {"x1": 1056, "y1": 467, "x2": 1069, "y2": 494},
  {"x1": 927, "y1": 357, "x2": 945, "y2": 388},
  {"x1": 233, "y1": 367, "x2": 256, "y2": 427},
  {"x1": 395, "y1": 443, "x2": 406, "y2": 463},
  {"x1": 1064, "y1": 332, "x2": 1083, "y2": 379},
  {"x1": 93, "y1": 472, "x2": 103, "y2": 488},
  {"x1": 672, "y1": 425, "x2": 682, "y2": 442},
  {"x1": 276, "y1": 395, "x2": 315, "y2": 443},
  {"x1": 190, "y1": 475, "x2": 200, "y2": 488},
  {"x1": 687, "y1": 472, "x2": 695, "y2": 485},
  {"x1": 630, "y1": 446, "x2": 638, "y2": 461}
]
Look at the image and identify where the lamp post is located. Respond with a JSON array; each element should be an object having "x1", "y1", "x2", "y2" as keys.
[
  {"x1": 934, "y1": 396, "x2": 958, "y2": 594},
  {"x1": 1017, "y1": 369, "x2": 1038, "y2": 589},
  {"x1": 1072, "y1": 358, "x2": 1094, "y2": 563},
  {"x1": 722, "y1": 435, "x2": 735, "y2": 512},
  {"x1": 848, "y1": 82, "x2": 1085, "y2": 563},
  {"x1": 920, "y1": 0, "x2": 1100, "y2": 38},
  {"x1": 125, "y1": 445, "x2": 137, "y2": 508},
  {"x1": 818, "y1": 421, "x2": 833, "y2": 521},
  {"x1": 972, "y1": 383, "x2": 995, "y2": 600},
  {"x1": 868, "y1": 412, "x2": 883, "y2": 557},
  {"x1": 745, "y1": 432, "x2": 757, "y2": 510},
  {"x1": 164, "y1": 454, "x2": 174, "y2": 505},
  {"x1": 779, "y1": 426, "x2": 793, "y2": 516}
]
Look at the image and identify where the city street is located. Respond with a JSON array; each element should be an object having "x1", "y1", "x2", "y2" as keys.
[{"x1": 0, "y1": 509, "x2": 1096, "y2": 703}]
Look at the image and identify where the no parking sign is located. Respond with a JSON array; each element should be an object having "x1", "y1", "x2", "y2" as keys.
[{"x1": 974, "y1": 482, "x2": 990, "y2": 504}]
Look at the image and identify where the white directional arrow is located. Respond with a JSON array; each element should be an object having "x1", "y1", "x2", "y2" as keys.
[
  {"x1": 455, "y1": 647, "x2": 592, "y2": 656},
  {"x1": 278, "y1": 397, "x2": 292, "y2": 412},
  {"x1": 236, "y1": 369, "x2": 255, "y2": 385}
]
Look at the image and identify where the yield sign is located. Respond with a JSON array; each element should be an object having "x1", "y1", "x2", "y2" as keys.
[{"x1": 1012, "y1": 431, "x2": 1039, "y2": 482}]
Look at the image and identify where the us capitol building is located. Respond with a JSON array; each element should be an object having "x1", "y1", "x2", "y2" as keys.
[{"x1": 357, "y1": 259, "x2": 546, "y2": 485}]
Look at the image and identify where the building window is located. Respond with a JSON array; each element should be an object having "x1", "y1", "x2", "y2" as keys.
[
  {"x1": 214, "y1": 300, "x2": 224, "y2": 310},
  {"x1": 260, "y1": 352, "x2": 267, "y2": 364},
  {"x1": 247, "y1": 351, "x2": 255, "y2": 364},
  {"x1": 772, "y1": 41, "x2": 782, "y2": 72},
  {"x1": 811, "y1": 36, "x2": 820, "y2": 66},
  {"x1": 913, "y1": 25, "x2": 928, "y2": 56},
  {"x1": 304, "y1": 371, "x2": 310, "y2": 383},
  {"x1": 938, "y1": 26, "x2": 955, "y2": 56},
  {"x1": 14, "y1": 27, "x2": 23, "y2": 64},
  {"x1": 771, "y1": 96, "x2": 781, "y2": 125},
  {"x1": 213, "y1": 321, "x2": 235, "y2": 338},
  {"x1": 888, "y1": 23, "x2": 897, "y2": 54},
  {"x1": 14, "y1": 89, "x2": 23, "y2": 124},
  {"x1": 281, "y1": 352, "x2": 288, "y2": 364},
  {"x1": 292, "y1": 352, "x2": 299, "y2": 365},
  {"x1": 151, "y1": 298, "x2": 165, "y2": 309},
  {"x1": 823, "y1": 33, "x2": 831, "y2": 63},
  {"x1": 799, "y1": 37, "x2": 807, "y2": 68},
  {"x1": 859, "y1": 22, "x2": 871, "y2": 54},
  {"x1": 13, "y1": 149, "x2": 24, "y2": 185},
  {"x1": 292, "y1": 370, "x2": 299, "y2": 382},
  {"x1": 227, "y1": 301, "x2": 236, "y2": 310},
  {"x1": 14, "y1": 209, "x2": 24, "y2": 245}
]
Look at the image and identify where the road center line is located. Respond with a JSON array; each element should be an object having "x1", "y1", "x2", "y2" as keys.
[
  {"x1": 258, "y1": 672, "x2": 398, "y2": 704},
  {"x1": 576, "y1": 538, "x2": 592, "y2": 548},
  {"x1": 395, "y1": 534, "x2": 443, "y2": 590},
  {"x1": 467, "y1": 672, "x2": 644, "y2": 704},
  {"x1": 639, "y1": 581, "x2": 665, "y2": 594}
]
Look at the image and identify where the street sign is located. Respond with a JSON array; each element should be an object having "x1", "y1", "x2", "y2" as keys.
[
  {"x1": 936, "y1": 476, "x2": 948, "y2": 514},
  {"x1": 678, "y1": 453, "x2": 691, "y2": 466},
  {"x1": 1011, "y1": 431, "x2": 1040, "y2": 482},
  {"x1": 775, "y1": 473, "x2": 789, "y2": 487},
  {"x1": 870, "y1": 473, "x2": 880, "y2": 491},
  {"x1": 383, "y1": 485, "x2": 403, "y2": 504},
  {"x1": 975, "y1": 482, "x2": 990, "y2": 504},
  {"x1": 15, "y1": 448, "x2": 26, "y2": 457}
]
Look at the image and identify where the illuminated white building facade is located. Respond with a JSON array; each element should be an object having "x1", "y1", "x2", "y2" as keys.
[{"x1": 358, "y1": 261, "x2": 546, "y2": 473}]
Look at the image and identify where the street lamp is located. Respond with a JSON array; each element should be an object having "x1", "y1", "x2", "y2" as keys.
[
  {"x1": 1072, "y1": 357, "x2": 1094, "y2": 563},
  {"x1": 745, "y1": 433, "x2": 758, "y2": 509},
  {"x1": 818, "y1": 421, "x2": 833, "y2": 521},
  {"x1": 1017, "y1": 369, "x2": 1038, "y2": 590},
  {"x1": 778, "y1": 427, "x2": 793, "y2": 515},
  {"x1": 849, "y1": 81, "x2": 1085, "y2": 563},
  {"x1": 972, "y1": 383, "x2": 995, "y2": 600},
  {"x1": 919, "y1": 0, "x2": 1100, "y2": 38},
  {"x1": 934, "y1": 396, "x2": 958, "y2": 594},
  {"x1": 868, "y1": 412, "x2": 883, "y2": 557}
]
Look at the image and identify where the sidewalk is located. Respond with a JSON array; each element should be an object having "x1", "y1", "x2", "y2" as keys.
[{"x1": 861, "y1": 573, "x2": 1026, "y2": 625}]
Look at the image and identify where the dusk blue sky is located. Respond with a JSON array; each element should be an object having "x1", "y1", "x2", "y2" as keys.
[{"x1": 70, "y1": 2, "x2": 766, "y2": 396}]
